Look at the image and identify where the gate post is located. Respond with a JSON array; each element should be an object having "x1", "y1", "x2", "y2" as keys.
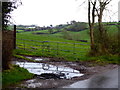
[{"x1": 14, "y1": 25, "x2": 16, "y2": 49}]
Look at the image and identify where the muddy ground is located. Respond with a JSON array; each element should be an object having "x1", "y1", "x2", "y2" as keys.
[{"x1": 9, "y1": 57, "x2": 118, "y2": 88}]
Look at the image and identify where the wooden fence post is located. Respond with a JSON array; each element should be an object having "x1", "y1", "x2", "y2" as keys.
[
  {"x1": 42, "y1": 41, "x2": 44, "y2": 53},
  {"x1": 23, "y1": 39, "x2": 25, "y2": 50},
  {"x1": 48, "y1": 42, "x2": 50, "y2": 53},
  {"x1": 73, "y1": 43, "x2": 75, "y2": 55},
  {"x1": 57, "y1": 42, "x2": 59, "y2": 55},
  {"x1": 14, "y1": 25, "x2": 16, "y2": 49},
  {"x1": 73, "y1": 43, "x2": 77, "y2": 60}
]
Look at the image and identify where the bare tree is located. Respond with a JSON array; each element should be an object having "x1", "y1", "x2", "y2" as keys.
[
  {"x1": 88, "y1": 0, "x2": 112, "y2": 54},
  {"x1": 88, "y1": 0, "x2": 96, "y2": 52},
  {"x1": 97, "y1": 0, "x2": 112, "y2": 53}
]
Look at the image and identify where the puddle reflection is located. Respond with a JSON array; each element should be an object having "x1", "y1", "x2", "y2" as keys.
[{"x1": 15, "y1": 61, "x2": 84, "y2": 79}]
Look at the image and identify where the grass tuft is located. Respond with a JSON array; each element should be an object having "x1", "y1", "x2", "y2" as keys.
[{"x1": 2, "y1": 65, "x2": 34, "y2": 88}]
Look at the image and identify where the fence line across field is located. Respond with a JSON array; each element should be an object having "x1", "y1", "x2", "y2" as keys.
[
  {"x1": 16, "y1": 38, "x2": 90, "y2": 58},
  {"x1": 17, "y1": 38, "x2": 90, "y2": 45},
  {"x1": 17, "y1": 41, "x2": 90, "y2": 49}
]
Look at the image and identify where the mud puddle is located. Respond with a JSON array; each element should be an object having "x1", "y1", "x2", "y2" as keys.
[
  {"x1": 11, "y1": 58, "x2": 84, "y2": 88},
  {"x1": 15, "y1": 61, "x2": 84, "y2": 79}
]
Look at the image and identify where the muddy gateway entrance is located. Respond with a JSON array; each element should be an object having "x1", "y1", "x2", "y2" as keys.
[{"x1": 10, "y1": 56, "x2": 118, "y2": 88}]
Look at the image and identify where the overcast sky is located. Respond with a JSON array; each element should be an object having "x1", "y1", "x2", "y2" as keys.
[{"x1": 10, "y1": 0, "x2": 119, "y2": 26}]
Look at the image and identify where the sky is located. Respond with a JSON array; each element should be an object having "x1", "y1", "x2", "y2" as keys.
[{"x1": 10, "y1": 0, "x2": 119, "y2": 26}]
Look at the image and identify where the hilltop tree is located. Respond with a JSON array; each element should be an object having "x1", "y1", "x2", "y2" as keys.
[
  {"x1": 70, "y1": 20, "x2": 76, "y2": 25},
  {"x1": 67, "y1": 22, "x2": 87, "y2": 31}
]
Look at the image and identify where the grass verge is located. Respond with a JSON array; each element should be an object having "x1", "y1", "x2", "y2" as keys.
[{"x1": 2, "y1": 65, "x2": 34, "y2": 88}]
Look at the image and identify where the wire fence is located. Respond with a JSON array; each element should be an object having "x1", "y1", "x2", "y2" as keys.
[{"x1": 16, "y1": 38, "x2": 90, "y2": 60}]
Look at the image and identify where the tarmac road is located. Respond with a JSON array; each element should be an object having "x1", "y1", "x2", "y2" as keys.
[{"x1": 62, "y1": 67, "x2": 119, "y2": 88}]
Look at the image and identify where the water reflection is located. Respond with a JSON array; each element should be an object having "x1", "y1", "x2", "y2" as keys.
[{"x1": 15, "y1": 61, "x2": 84, "y2": 79}]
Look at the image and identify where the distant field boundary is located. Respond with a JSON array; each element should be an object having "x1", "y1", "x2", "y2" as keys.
[{"x1": 16, "y1": 24, "x2": 118, "y2": 33}]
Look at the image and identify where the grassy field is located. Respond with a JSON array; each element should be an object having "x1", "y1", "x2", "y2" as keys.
[
  {"x1": 15, "y1": 24, "x2": 119, "y2": 63},
  {"x1": 16, "y1": 29, "x2": 90, "y2": 61}
]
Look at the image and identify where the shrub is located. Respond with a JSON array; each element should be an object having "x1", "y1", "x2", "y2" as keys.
[
  {"x1": 93, "y1": 25, "x2": 119, "y2": 55},
  {"x1": 62, "y1": 29, "x2": 72, "y2": 40}
]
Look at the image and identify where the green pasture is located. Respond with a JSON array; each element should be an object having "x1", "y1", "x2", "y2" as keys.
[
  {"x1": 16, "y1": 29, "x2": 90, "y2": 43},
  {"x1": 16, "y1": 39, "x2": 90, "y2": 61},
  {"x1": 16, "y1": 28, "x2": 90, "y2": 61},
  {"x1": 15, "y1": 24, "x2": 119, "y2": 62}
]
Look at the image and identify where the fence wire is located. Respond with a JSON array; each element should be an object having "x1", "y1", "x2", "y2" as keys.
[{"x1": 16, "y1": 38, "x2": 90, "y2": 60}]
